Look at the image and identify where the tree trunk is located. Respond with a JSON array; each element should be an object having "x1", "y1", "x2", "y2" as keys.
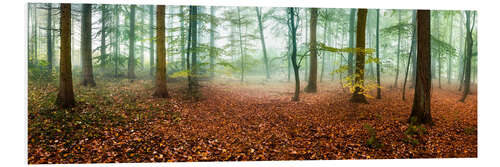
[
  {"x1": 305, "y1": 8, "x2": 318, "y2": 93},
  {"x1": 114, "y1": 5, "x2": 119, "y2": 78},
  {"x1": 128, "y1": 5, "x2": 136, "y2": 81},
  {"x1": 350, "y1": 9, "x2": 368, "y2": 103},
  {"x1": 81, "y1": 4, "x2": 96, "y2": 87},
  {"x1": 394, "y1": 10, "x2": 401, "y2": 88},
  {"x1": 152, "y1": 5, "x2": 169, "y2": 98},
  {"x1": 458, "y1": 14, "x2": 465, "y2": 90},
  {"x1": 410, "y1": 10, "x2": 432, "y2": 125},
  {"x1": 289, "y1": 8, "x2": 300, "y2": 101},
  {"x1": 447, "y1": 14, "x2": 454, "y2": 84},
  {"x1": 56, "y1": 3, "x2": 76, "y2": 108},
  {"x1": 47, "y1": 3, "x2": 53, "y2": 73},
  {"x1": 403, "y1": 10, "x2": 417, "y2": 100},
  {"x1": 256, "y1": 7, "x2": 271, "y2": 80},
  {"x1": 149, "y1": 5, "x2": 155, "y2": 77},
  {"x1": 347, "y1": 9, "x2": 356, "y2": 79},
  {"x1": 100, "y1": 5, "x2": 107, "y2": 71},
  {"x1": 188, "y1": 5, "x2": 198, "y2": 91},
  {"x1": 459, "y1": 11, "x2": 475, "y2": 102},
  {"x1": 376, "y1": 9, "x2": 382, "y2": 99},
  {"x1": 237, "y1": 7, "x2": 245, "y2": 82}
]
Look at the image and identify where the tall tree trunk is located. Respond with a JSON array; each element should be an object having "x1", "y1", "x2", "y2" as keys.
[
  {"x1": 289, "y1": 8, "x2": 300, "y2": 101},
  {"x1": 320, "y1": 12, "x2": 328, "y2": 83},
  {"x1": 188, "y1": 5, "x2": 198, "y2": 92},
  {"x1": 305, "y1": 8, "x2": 318, "y2": 93},
  {"x1": 153, "y1": 5, "x2": 169, "y2": 98},
  {"x1": 394, "y1": 10, "x2": 401, "y2": 88},
  {"x1": 459, "y1": 11, "x2": 475, "y2": 102},
  {"x1": 114, "y1": 5, "x2": 119, "y2": 78},
  {"x1": 81, "y1": 4, "x2": 96, "y2": 86},
  {"x1": 437, "y1": 13, "x2": 442, "y2": 88},
  {"x1": 47, "y1": 3, "x2": 53, "y2": 73},
  {"x1": 458, "y1": 14, "x2": 465, "y2": 90},
  {"x1": 100, "y1": 5, "x2": 107, "y2": 72},
  {"x1": 179, "y1": 6, "x2": 186, "y2": 71},
  {"x1": 350, "y1": 9, "x2": 368, "y2": 103},
  {"x1": 403, "y1": 10, "x2": 417, "y2": 100},
  {"x1": 256, "y1": 7, "x2": 270, "y2": 80},
  {"x1": 237, "y1": 7, "x2": 245, "y2": 82},
  {"x1": 447, "y1": 14, "x2": 454, "y2": 84},
  {"x1": 56, "y1": 3, "x2": 75, "y2": 108},
  {"x1": 128, "y1": 5, "x2": 136, "y2": 81},
  {"x1": 347, "y1": 9, "x2": 356, "y2": 80},
  {"x1": 149, "y1": 5, "x2": 155, "y2": 77},
  {"x1": 410, "y1": 10, "x2": 432, "y2": 125},
  {"x1": 376, "y1": 9, "x2": 382, "y2": 99},
  {"x1": 209, "y1": 6, "x2": 216, "y2": 79}
]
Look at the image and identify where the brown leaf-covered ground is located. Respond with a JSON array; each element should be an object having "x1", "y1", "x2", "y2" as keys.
[{"x1": 28, "y1": 78, "x2": 477, "y2": 164}]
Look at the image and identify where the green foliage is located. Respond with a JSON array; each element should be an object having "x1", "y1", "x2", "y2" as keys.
[
  {"x1": 28, "y1": 60, "x2": 56, "y2": 83},
  {"x1": 363, "y1": 124, "x2": 381, "y2": 148},
  {"x1": 403, "y1": 117, "x2": 428, "y2": 145}
]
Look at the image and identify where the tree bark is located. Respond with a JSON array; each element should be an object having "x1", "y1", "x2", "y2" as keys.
[
  {"x1": 256, "y1": 7, "x2": 271, "y2": 80},
  {"x1": 56, "y1": 3, "x2": 76, "y2": 108},
  {"x1": 376, "y1": 9, "x2": 382, "y2": 99},
  {"x1": 128, "y1": 5, "x2": 136, "y2": 81},
  {"x1": 459, "y1": 11, "x2": 475, "y2": 102},
  {"x1": 350, "y1": 9, "x2": 368, "y2": 103},
  {"x1": 149, "y1": 5, "x2": 155, "y2": 77},
  {"x1": 289, "y1": 8, "x2": 300, "y2": 101},
  {"x1": 81, "y1": 4, "x2": 96, "y2": 87},
  {"x1": 410, "y1": 10, "x2": 432, "y2": 125},
  {"x1": 305, "y1": 8, "x2": 318, "y2": 93},
  {"x1": 152, "y1": 5, "x2": 169, "y2": 98}
]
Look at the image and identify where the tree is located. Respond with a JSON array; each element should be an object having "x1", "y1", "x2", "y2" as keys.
[
  {"x1": 410, "y1": 10, "x2": 432, "y2": 125},
  {"x1": 149, "y1": 5, "x2": 155, "y2": 77},
  {"x1": 394, "y1": 10, "x2": 401, "y2": 88},
  {"x1": 210, "y1": 6, "x2": 217, "y2": 79},
  {"x1": 350, "y1": 8, "x2": 368, "y2": 103},
  {"x1": 81, "y1": 4, "x2": 96, "y2": 87},
  {"x1": 56, "y1": 3, "x2": 75, "y2": 108},
  {"x1": 305, "y1": 8, "x2": 318, "y2": 93},
  {"x1": 46, "y1": 3, "x2": 54, "y2": 73},
  {"x1": 187, "y1": 5, "x2": 199, "y2": 93},
  {"x1": 375, "y1": 9, "x2": 382, "y2": 99},
  {"x1": 403, "y1": 10, "x2": 417, "y2": 100},
  {"x1": 113, "y1": 5, "x2": 120, "y2": 78},
  {"x1": 152, "y1": 5, "x2": 169, "y2": 98},
  {"x1": 237, "y1": 7, "x2": 246, "y2": 82},
  {"x1": 100, "y1": 5, "x2": 108, "y2": 71},
  {"x1": 447, "y1": 13, "x2": 454, "y2": 84},
  {"x1": 459, "y1": 11, "x2": 476, "y2": 102},
  {"x1": 256, "y1": 7, "x2": 271, "y2": 80},
  {"x1": 288, "y1": 7, "x2": 300, "y2": 101},
  {"x1": 347, "y1": 9, "x2": 356, "y2": 79},
  {"x1": 128, "y1": 5, "x2": 136, "y2": 81}
]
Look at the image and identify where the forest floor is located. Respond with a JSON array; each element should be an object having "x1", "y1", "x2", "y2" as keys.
[{"x1": 28, "y1": 78, "x2": 477, "y2": 164}]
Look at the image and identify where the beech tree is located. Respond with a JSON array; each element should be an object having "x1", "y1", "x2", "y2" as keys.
[
  {"x1": 350, "y1": 8, "x2": 368, "y2": 103},
  {"x1": 81, "y1": 4, "x2": 96, "y2": 87},
  {"x1": 305, "y1": 8, "x2": 318, "y2": 93},
  {"x1": 152, "y1": 5, "x2": 168, "y2": 98},
  {"x1": 410, "y1": 10, "x2": 432, "y2": 125},
  {"x1": 55, "y1": 3, "x2": 75, "y2": 108}
]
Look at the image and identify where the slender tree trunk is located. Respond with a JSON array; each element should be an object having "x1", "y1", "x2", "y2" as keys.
[
  {"x1": 348, "y1": 9, "x2": 356, "y2": 79},
  {"x1": 209, "y1": 6, "x2": 216, "y2": 79},
  {"x1": 128, "y1": 5, "x2": 136, "y2": 81},
  {"x1": 81, "y1": 4, "x2": 96, "y2": 86},
  {"x1": 188, "y1": 5, "x2": 198, "y2": 91},
  {"x1": 100, "y1": 5, "x2": 107, "y2": 72},
  {"x1": 305, "y1": 8, "x2": 318, "y2": 93},
  {"x1": 289, "y1": 8, "x2": 300, "y2": 101},
  {"x1": 114, "y1": 5, "x2": 119, "y2": 78},
  {"x1": 149, "y1": 5, "x2": 155, "y2": 77},
  {"x1": 458, "y1": 14, "x2": 465, "y2": 90},
  {"x1": 56, "y1": 3, "x2": 75, "y2": 108},
  {"x1": 394, "y1": 10, "x2": 401, "y2": 88},
  {"x1": 376, "y1": 9, "x2": 382, "y2": 99},
  {"x1": 179, "y1": 6, "x2": 186, "y2": 71},
  {"x1": 237, "y1": 7, "x2": 245, "y2": 82},
  {"x1": 47, "y1": 3, "x2": 53, "y2": 73},
  {"x1": 437, "y1": 13, "x2": 442, "y2": 88},
  {"x1": 410, "y1": 10, "x2": 432, "y2": 125},
  {"x1": 403, "y1": 10, "x2": 417, "y2": 100},
  {"x1": 447, "y1": 14, "x2": 454, "y2": 84},
  {"x1": 459, "y1": 11, "x2": 475, "y2": 102},
  {"x1": 256, "y1": 7, "x2": 270, "y2": 80},
  {"x1": 153, "y1": 5, "x2": 169, "y2": 98},
  {"x1": 350, "y1": 9, "x2": 368, "y2": 103},
  {"x1": 320, "y1": 13, "x2": 328, "y2": 83}
]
